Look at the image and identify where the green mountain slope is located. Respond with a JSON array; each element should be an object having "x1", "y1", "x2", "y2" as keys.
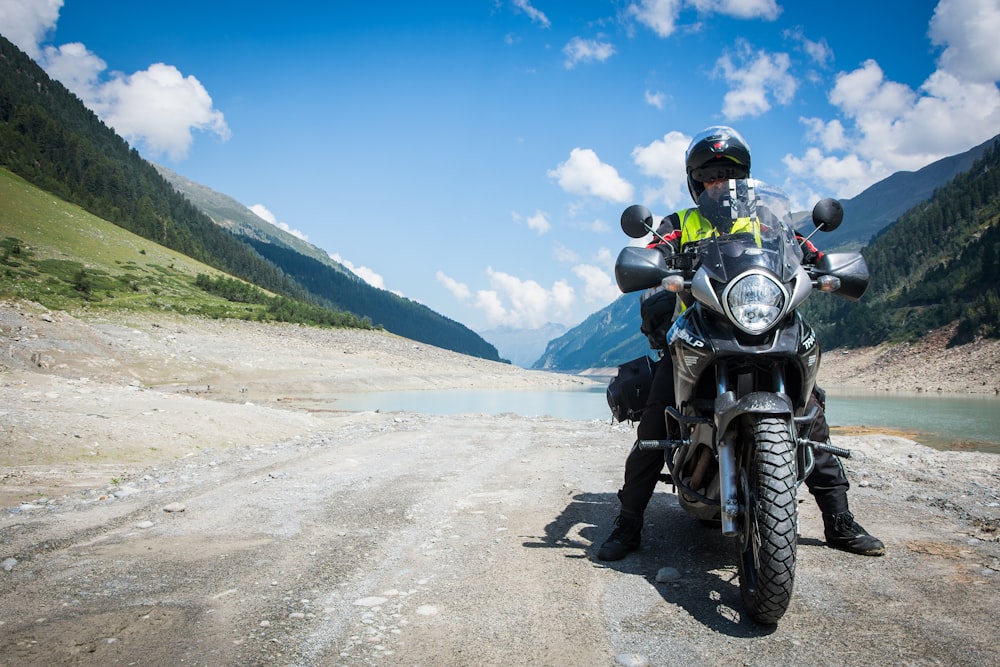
[
  {"x1": 245, "y1": 238, "x2": 501, "y2": 359},
  {"x1": 0, "y1": 34, "x2": 500, "y2": 360},
  {"x1": 804, "y1": 140, "x2": 1000, "y2": 348},
  {"x1": 0, "y1": 166, "x2": 270, "y2": 316}
]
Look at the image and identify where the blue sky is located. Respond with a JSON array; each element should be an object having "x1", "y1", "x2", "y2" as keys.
[{"x1": 3, "y1": 0, "x2": 999, "y2": 334}]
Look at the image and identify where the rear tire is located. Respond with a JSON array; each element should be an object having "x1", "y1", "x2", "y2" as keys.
[{"x1": 736, "y1": 415, "x2": 798, "y2": 625}]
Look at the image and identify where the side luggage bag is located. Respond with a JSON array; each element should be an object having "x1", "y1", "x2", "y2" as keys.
[{"x1": 606, "y1": 355, "x2": 658, "y2": 423}]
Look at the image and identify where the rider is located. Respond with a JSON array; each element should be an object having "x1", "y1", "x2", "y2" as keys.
[{"x1": 598, "y1": 126, "x2": 885, "y2": 562}]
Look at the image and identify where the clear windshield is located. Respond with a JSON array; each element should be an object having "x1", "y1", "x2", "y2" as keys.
[{"x1": 687, "y1": 179, "x2": 803, "y2": 283}]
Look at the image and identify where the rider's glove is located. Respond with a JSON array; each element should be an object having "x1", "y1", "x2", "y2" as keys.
[
  {"x1": 796, "y1": 233, "x2": 823, "y2": 264},
  {"x1": 655, "y1": 241, "x2": 677, "y2": 258}
]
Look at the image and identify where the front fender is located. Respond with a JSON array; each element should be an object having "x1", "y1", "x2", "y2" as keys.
[{"x1": 714, "y1": 391, "x2": 793, "y2": 437}]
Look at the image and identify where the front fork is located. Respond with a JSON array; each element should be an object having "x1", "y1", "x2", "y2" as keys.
[{"x1": 640, "y1": 365, "x2": 852, "y2": 537}]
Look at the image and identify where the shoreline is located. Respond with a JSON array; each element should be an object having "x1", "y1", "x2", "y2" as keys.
[{"x1": 1, "y1": 301, "x2": 999, "y2": 502}]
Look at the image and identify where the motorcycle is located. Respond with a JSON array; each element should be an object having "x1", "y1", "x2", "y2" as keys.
[{"x1": 613, "y1": 178, "x2": 869, "y2": 624}]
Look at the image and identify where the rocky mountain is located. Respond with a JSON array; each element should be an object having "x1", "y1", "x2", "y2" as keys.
[{"x1": 533, "y1": 294, "x2": 649, "y2": 371}]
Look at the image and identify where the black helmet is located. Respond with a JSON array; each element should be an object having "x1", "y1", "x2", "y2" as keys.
[{"x1": 685, "y1": 126, "x2": 751, "y2": 202}]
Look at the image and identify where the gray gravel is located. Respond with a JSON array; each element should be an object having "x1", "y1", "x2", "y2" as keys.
[
  {"x1": 2, "y1": 415, "x2": 998, "y2": 666},
  {"x1": 1, "y1": 303, "x2": 998, "y2": 665}
]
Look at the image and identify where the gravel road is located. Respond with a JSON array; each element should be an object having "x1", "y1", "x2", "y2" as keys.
[{"x1": 1, "y1": 303, "x2": 998, "y2": 666}]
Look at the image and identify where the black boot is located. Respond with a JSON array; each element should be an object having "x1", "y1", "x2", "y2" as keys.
[
  {"x1": 823, "y1": 511, "x2": 885, "y2": 556},
  {"x1": 597, "y1": 510, "x2": 643, "y2": 561}
]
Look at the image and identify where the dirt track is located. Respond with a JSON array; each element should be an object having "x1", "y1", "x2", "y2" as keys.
[{"x1": 1, "y1": 304, "x2": 998, "y2": 666}]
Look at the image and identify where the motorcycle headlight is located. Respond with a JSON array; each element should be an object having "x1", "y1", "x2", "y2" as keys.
[{"x1": 724, "y1": 273, "x2": 785, "y2": 334}]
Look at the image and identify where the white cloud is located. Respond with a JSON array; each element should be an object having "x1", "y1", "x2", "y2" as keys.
[
  {"x1": 584, "y1": 218, "x2": 611, "y2": 233},
  {"x1": 511, "y1": 209, "x2": 552, "y2": 234},
  {"x1": 689, "y1": 0, "x2": 780, "y2": 20},
  {"x1": 631, "y1": 130, "x2": 691, "y2": 208},
  {"x1": 40, "y1": 41, "x2": 105, "y2": 93},
  {"x1": 248, "y1": 204, "x2": 309, "y2": 242},
  {"x1": 800, "y1": 117, "x2": 847, "y2": 152},
  {"x1": 563, "y1": 37, "x2": 615, "y2": 69},
  {"x1": 715, "y1": 40, "x2": 796, "y2": 119},
  {"x1": 436, "y1": 271, "x2": 472, "y2": 301},
  {"x1": 644, "y1": 89, "x2": 667, "y2": 109},
  {"x1": 553, "y1": 243, "x2": 580, "y2": 263},
  {"x1": 784, "y1": 27, "x2": 833, "y2": 67},
  {"x1": 929, "y1": 0, "x2": 1000, "y2": 84},
  {"x1": 627, "y1": 0, "x2": 684, "y2": 38},
  {"x1": 628, "y1": 0, "x2": 779, "y2": 38},
  {"x1": 512, "y1": 0, "x2": 550, "y2": 28},
  {"x1": 572, "y1": 263, "x2": 620, "y2": 304},
  {"x1": 0, "y1": 0, "x2": 62, "y2": 59},
  {"x1": 475, "y1": 289, "x2": 509, "y2": 324},
  {"x1": 473, "y1": 268, "x2": 576, "y2": 328},
  {"x1": 783, "y1": 0, "x2": 1000, "y2": 200},
  {"x1": 782, "y1": 148, "x2": 879, "y2": 205},
  {"x1": 526, "y1": 210, "x2": 552, "y2": 234},
  {"x1": 548, "y1": 148, "x2": 634, "y2": 203},
  {"x1": 85, "y1": 61, "x2": 230, "y2": 161},
  {"x1": 2, "y1": 0, "x2": 231, "y2": 162},
  {"x1": 330, "y1": 253, "x2": 387, "y2": 290},
  {"x1": 248, "y1": 204, "x2": 278, "y2": 224}
]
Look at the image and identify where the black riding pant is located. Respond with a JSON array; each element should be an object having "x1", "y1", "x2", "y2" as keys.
[{"x1": 618, "y1": 353, "x2": 849, "y2": 517}]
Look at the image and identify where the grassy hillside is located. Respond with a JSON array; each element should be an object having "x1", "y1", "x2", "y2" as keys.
[
  {"x1": 0, "y1": 167, "x2": 215, "y2": 306},
  {"x1": 0, "y1": 166, "x2": 367, "y2": 328}
]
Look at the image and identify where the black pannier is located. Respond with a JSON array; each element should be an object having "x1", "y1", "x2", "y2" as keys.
[{"x1": 606, "y1": 355, "x2": 658, "y2": 423}]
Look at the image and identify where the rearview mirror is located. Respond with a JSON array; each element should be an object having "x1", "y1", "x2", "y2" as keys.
[
  {"x1": 621, "y1": 204, "x2": 654, "y2": 238},
  {"x1": 812, "y1": 198, "x2": 843, "y2": 232}
]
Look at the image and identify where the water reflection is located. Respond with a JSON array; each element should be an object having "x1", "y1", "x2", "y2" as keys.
[
  {"x1": 824, "y1": 389, "x2": 1000, "y2": 454},
  {"x1": 329, "y1": 386, "x2": 1000, "y2": 454}
]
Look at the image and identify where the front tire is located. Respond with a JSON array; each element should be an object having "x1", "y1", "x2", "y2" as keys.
[{"x1": 736, "y1": 415, "x2": 798, "y2": 625}]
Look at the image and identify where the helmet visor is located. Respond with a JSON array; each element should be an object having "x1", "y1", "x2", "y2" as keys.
[{"x1": 690, "y1": 159, "x2": 749, "y2": 184}]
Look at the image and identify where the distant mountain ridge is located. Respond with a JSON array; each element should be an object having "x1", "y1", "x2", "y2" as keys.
[
  {"x1": 478, "y1": 323, "x2": 567, "y2": 368},
  {"x1": 533, "y1": 136, "x2": 1000, "y2": 371},
  {"x1": 533, "y1": 294, "x2": 648, "y2": 370},
  {"x1": 152, "y1": 164, "x2": 356, "y2": 280},
  {"x1": 151, "y1": 165, "x2": 500, "y2": 360},
  {"x1": 826, "y1": 134, "x2": 998, "y2": 250}
]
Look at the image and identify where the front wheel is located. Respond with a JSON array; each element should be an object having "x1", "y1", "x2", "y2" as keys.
[{"x1": 736, "y1": 415, "x2": 798, "y2": 625}]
